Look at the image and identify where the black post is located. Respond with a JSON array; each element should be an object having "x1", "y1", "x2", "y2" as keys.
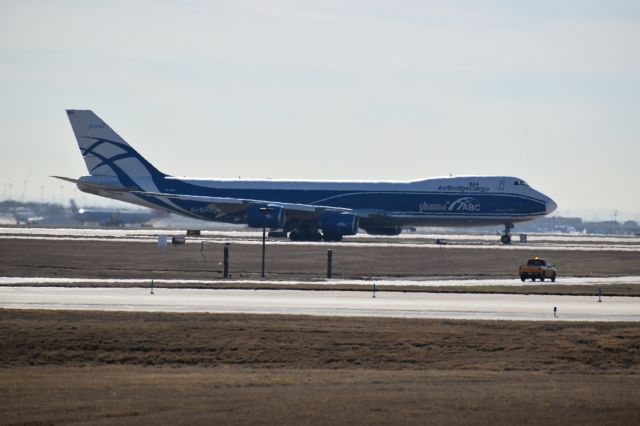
[
  {"x1": 261, "y1": 223, "x2": 266, "y2": 278},
  {"x1": 327, "y1": 249, "x2": 333, "y2": 279},
  {"x1": 258, "y1": 207, "x2": 273, "y2": 279},
  {"x1": 259, "y1": 207, "x2": 271, "y2": 278},
  {"x1": 223, "y1": 244, "x2": 229, "y2": 278}
]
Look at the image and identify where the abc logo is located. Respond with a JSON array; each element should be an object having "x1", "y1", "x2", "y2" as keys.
[{"x1": 448, "y1": 197, "x2": 481, "y2": 212}]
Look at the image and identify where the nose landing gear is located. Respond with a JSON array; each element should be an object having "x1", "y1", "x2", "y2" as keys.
[{"x1": 501, "y1": 223, "x2": 514, "y2": 244}]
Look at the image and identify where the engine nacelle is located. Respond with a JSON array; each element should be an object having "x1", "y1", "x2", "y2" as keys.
[
  {"x1": 363, "y1": 226, "x2": 403, "y2": 236},
  {"x1": 246, "y1": 205, "x2": 285, "y2": 229},
  {"x1": 320, "y1": 212, "x2": 359, "y2": 236}
]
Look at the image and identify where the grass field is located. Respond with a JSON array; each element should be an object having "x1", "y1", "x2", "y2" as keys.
[
  {"x1": 1, "y1": 310, "x2": 639, "y2": 425},
  {"x1": 2, "y1": 237, "x2": 639, "y2": 297},
  {"x1": 2, "y1": 238, "x2": 639, "y2": 286}
]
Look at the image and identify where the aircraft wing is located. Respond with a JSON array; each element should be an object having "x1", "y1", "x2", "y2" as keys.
[
  {"x1": 130, "y1": 190, "x2": 352, "y2": 218},
  {"x1": 54, "y1": 175, "x2": 353, "y2": 221}
]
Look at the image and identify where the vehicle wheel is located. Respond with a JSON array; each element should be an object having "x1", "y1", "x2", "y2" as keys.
[
  {"x1": 551, "y1": 273, "x2": 556, "y2": 282},
  {"x1": 520, "y1": 275, "x2": 525, "y2": 282},
  {"x1": 322, "y1": 233, "x2": 343, "y2": 242},
  {"x1": 531, "y1": 277, "x2": 536, "y2": 282},
  {"x1": 540, "y1": 275, "x2": 545, "y2": 282},
  {"x1": 500, "y1": 234, "x2": 511, "y2": 244}
]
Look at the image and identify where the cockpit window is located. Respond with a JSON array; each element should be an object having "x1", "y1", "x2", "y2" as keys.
[{"x1": 514, "y1": 180, "x2": 528, "y2": 186}]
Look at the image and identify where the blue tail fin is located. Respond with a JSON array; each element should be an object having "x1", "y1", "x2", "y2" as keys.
[{"x1": 66, "y1": 110, "x2": 166, "y2": 188}]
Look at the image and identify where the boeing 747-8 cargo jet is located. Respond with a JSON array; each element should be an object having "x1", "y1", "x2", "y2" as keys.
[{"x1": 55, "y1": 110, "x2": 557, "y2": 243}]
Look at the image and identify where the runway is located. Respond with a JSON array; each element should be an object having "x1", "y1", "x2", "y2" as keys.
[{"x1": 1, "y1": 286, "x2": 638, "y2": 321}]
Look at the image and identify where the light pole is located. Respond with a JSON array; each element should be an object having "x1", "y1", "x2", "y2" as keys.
[{"x1": 259, "y1": 207, "x2": 272, "y2": 278}]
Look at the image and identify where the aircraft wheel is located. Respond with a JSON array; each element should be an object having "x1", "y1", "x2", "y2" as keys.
[
  {"x1": 500, "y1": 234, "x2": 512, "y2": 244},
  {"x1": 290, "y1": 230, "x2": 323, "y2": 242},
  {"x1": 322, "y1": 233, "x2": 343, "y2": 242},
  {"x1": 289, "y1": 230, "x2": 302, "y2": 241}
]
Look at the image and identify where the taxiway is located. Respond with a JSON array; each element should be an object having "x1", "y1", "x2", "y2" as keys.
[
  {"x1": 1, "y1": 227, "x2": 639, "y2": 252},
  {"x1": 1, "y1": 286, "x2": 638, "y2": 321}
]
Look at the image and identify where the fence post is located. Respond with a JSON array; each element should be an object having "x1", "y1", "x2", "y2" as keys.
[{"x1": 223, "y1": 244, "x2": 229, "y2": 278}]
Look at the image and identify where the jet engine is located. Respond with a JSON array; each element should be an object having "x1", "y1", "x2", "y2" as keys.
[
  {"x1": 320, "y1": 212, "x2": 359, "y2": 236},
  {"x1": 246, "y1": 205, "x2": 285, "y2": 228}
]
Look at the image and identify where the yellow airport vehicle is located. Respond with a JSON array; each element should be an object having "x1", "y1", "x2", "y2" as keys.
[{"x1": 519, "y1": 257, "x2": 557, "y2": 282}]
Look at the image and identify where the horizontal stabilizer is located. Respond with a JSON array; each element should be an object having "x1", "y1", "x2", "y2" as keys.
[{"x1": 51, "y1": 176, "x2": 135, "y2": 193}]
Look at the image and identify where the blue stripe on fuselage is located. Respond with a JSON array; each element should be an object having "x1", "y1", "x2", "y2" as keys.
[{"x1": 142, "y1": 177, "x2": 547, "y2": 220}]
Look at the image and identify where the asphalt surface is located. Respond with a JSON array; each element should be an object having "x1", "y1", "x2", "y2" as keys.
[
  {"x1": 1, "y1": 227, "x2": 639, "y2": 251},
  {"x1": 1, "y1": 286, "x2": 638, "y2": 321}
]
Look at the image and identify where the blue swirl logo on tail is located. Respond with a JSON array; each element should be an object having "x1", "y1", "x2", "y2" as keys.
[{"x1": 80, "y1": 137, "x2": 166, "y2": 190}]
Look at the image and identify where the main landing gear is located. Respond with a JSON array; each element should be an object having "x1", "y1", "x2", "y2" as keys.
[
  {"x1": 500, "y1": 223, "x2": 514, "y2": 245},
  {"x1": 288, "y1": 222, "x2": 323, "y2": 242},
  {"x1": 289, "y1": 229, "x2": 344, "y2": 242},
  {"x1": 289, "y1": 229, "x2": 322, "y2": 242},
  {"x1": 288, "y1": 223, "x2": 345, "y2": 242}
]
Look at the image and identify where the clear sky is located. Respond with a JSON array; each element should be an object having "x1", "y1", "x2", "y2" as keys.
[{"x1": 1, "y1": 1, "x2": 639, "y2": 220}]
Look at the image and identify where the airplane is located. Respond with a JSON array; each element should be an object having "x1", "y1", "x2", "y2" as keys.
[
  {"x1": 68, "y1": 199, "x2": 159, "y2": 227},
  {"x1": 13, "y1": 207, "x2": 44, "y2": 225},
  {"x1": 54, "y1": 110, "x2": 557, "y2": 244}
]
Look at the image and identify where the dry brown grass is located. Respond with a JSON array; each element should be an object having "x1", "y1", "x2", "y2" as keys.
[
  {"x1": 2, "y1": 310, "x2": 639, "y2": 372},
  {"x1": 1, "y1": 310, "x2": 639, "y2": 425},
  {"x1": 1, "y1": 238, "x2": 639, "y2": 283},
  {"x1": 2, "y1": 366, "x2": 639, "y2": 426},
  {"x1": 2, "y1": 238, "x2": 639, "y2": 296}
]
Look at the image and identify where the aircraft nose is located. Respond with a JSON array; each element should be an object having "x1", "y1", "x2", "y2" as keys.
[{"x1": 546, "y1": 198, "x2": 557, "y2": 214}]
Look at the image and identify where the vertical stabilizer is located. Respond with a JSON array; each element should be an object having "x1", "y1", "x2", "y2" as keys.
[
  {"x1": 69, "y1": 199, "x2": 79, "y2": 214},
  {"x1": 66, "y1": 110, "x2": 165, "y2": 182}
]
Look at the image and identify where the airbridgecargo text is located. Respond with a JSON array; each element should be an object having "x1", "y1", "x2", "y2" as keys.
[{"x1": 438, "y1": 182, "x2": 490, "y2": 193}]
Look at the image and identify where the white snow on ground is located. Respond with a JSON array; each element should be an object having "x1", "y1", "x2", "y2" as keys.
[{"x1": 1, "y1": 276, "x2": 638, "y2": 287}]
